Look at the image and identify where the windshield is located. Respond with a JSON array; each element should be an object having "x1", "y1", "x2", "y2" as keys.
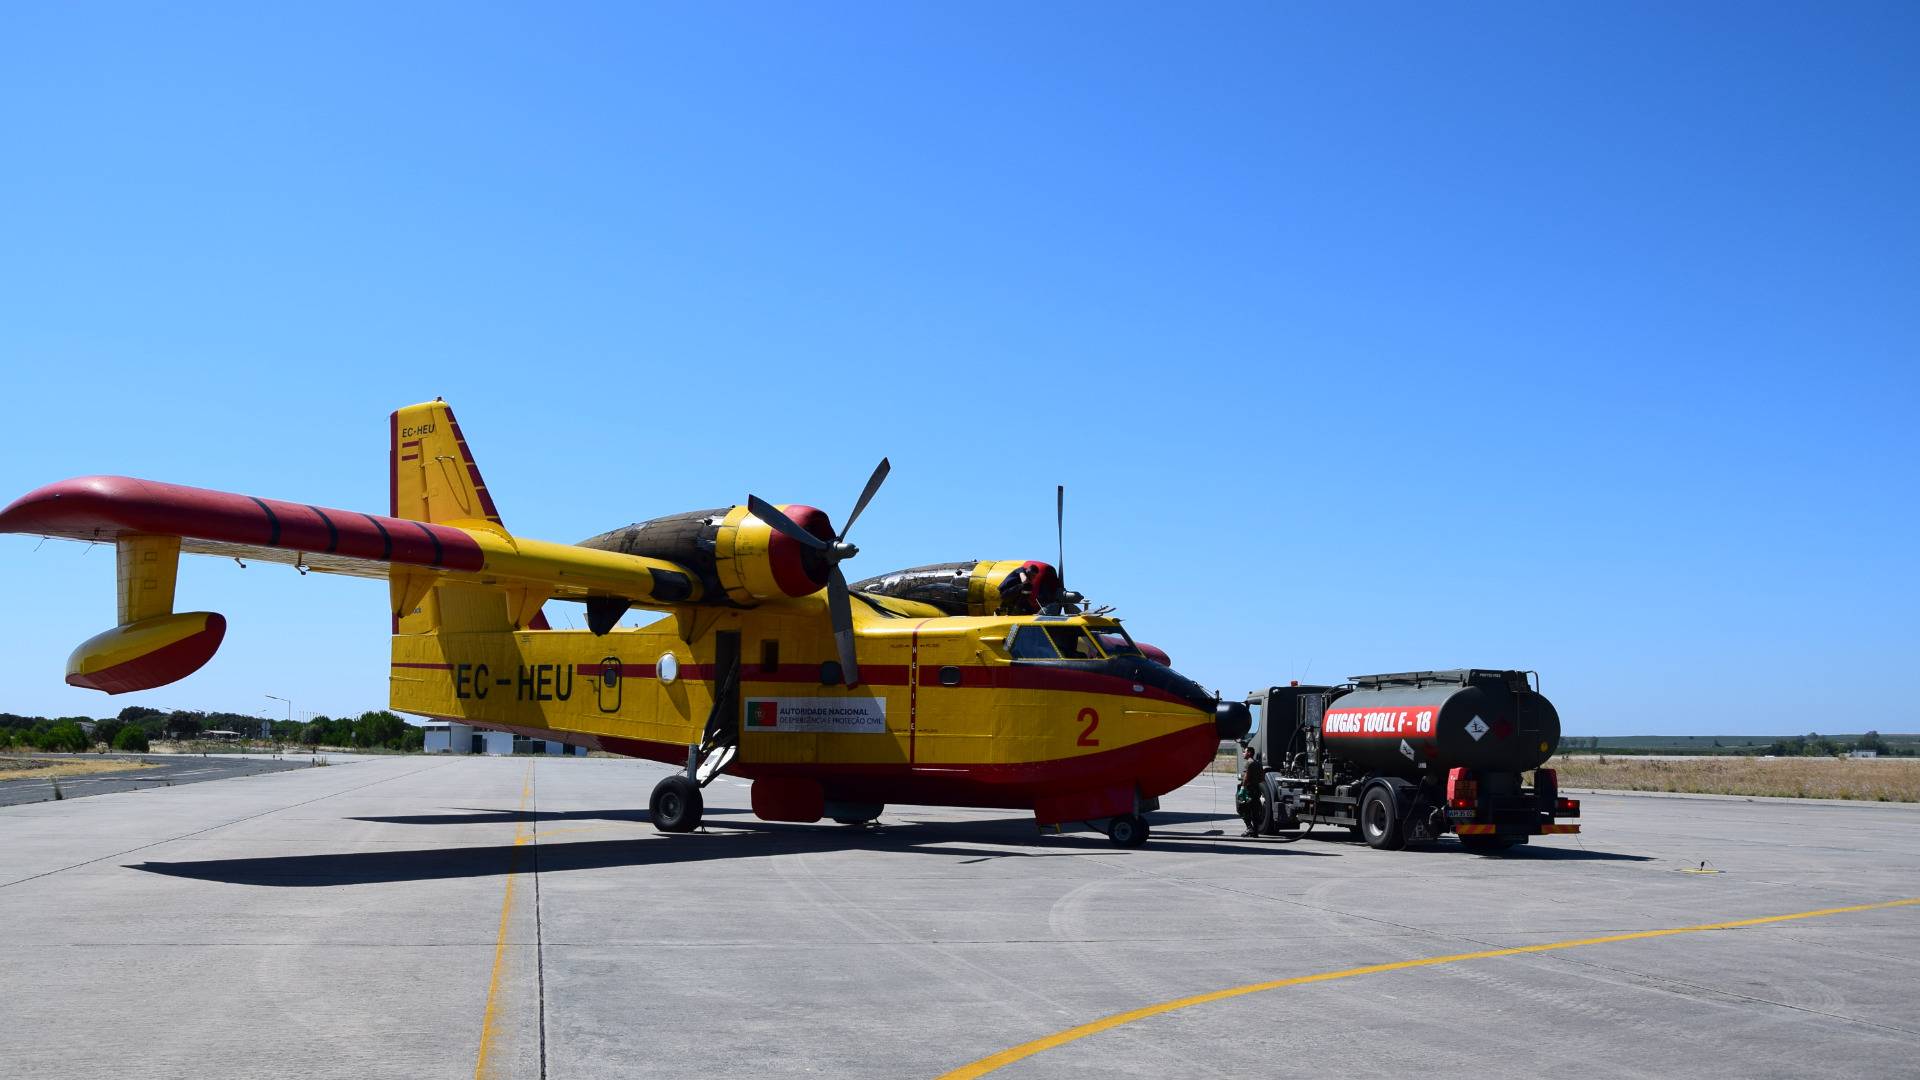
[
  {"x1": 1007, "y1": 624, "x2": 1107, "y2": 661},
  {"x1": 1090, "y1": 626, "x2": 1140, "y2": 657},
  {"x1": 1045, "y1": 626, "x2": 1101, "y2": 660},
  {"x1": 1007, "y1": 625, "x2": 1058, "y2": 659}
]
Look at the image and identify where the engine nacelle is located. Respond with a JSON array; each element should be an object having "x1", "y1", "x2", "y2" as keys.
[
  {"x1": 577, "y1": 504, "x2": 835, "y2": 606},
  {"x1": 851, "y1": 559, "x2": 1063, "y2": 616}
]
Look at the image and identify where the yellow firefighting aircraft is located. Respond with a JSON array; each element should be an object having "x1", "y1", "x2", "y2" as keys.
[{"x1": 0, "y1": 400, "x2": 1248, "y2": 846}]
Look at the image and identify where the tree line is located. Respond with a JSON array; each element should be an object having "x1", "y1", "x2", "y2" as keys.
[
  {"x1": 1761, "y1": 731, "x2": 1905, "y2": 757},
  {"x1": 1556, "y1": 732, "x2": 1910, "y2": 757},
  {"x1": 0, "y1": 706, "x2": 424, "y2": 753}
]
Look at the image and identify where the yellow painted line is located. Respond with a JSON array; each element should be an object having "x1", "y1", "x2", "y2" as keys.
[
  {"x1": 534, "y1": 822, "x2": 635, "y2": 839},
  {"x1": 473, "y1": 764, "x2": 536, "y2": 1080},
  {"x1": 936, "y1": 896, "x2": 1920, "y2": 1080}
]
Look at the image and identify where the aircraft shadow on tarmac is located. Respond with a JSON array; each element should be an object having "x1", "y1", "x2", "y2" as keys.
[
  {"x1": 1480, "y1": 845, "x2": 1653, "y2": 862},
  {"x1": 126, "y1": 814, "x2": 1342, "y2": 887},
  {"x1": 346, "y1": 807, "x2": 755, "y2": 826}
]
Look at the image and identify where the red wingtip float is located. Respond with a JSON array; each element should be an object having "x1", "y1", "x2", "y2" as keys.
[
  {"x1": 3, "y1": 401, "x2": 1250, "y2": 847},
  {"x1": 65, "y1": 612, "x2": 227, "y2": 694}
]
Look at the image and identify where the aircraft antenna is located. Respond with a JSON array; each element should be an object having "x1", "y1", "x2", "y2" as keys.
[{"x1": 1056, "y1": 484, "x2": 1065, "y2": 595}]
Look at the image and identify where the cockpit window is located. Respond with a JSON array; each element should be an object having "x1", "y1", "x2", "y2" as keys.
[
  {"x1": 1044, "y1": 626, "x2": 1101, "y2": 660},
  {"x1": 1007, "y1": 625, "x2": 1058, "y2": 659},
  {"x1": 1091, "y1": 628, "x2": 1140, "y2": 657}
]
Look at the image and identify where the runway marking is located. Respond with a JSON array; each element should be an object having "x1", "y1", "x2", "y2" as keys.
[
  {"x1": 473, "y1": 764, "x2": 536, "y2": 1080},
  {"x1": 935, "y1": 895, "x2": 1920, "y2": 1080},
  {"x1": 533, "y1": 822, "x2": 634, "y2": 839}
]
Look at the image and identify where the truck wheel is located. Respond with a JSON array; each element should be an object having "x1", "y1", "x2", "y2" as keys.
[
  {"x1": 649, "y1": 775, "x2": 704, "y2": 833},
  {"x1": 1359, "y1": 787, "x2": 1405, "y2": 851},
  {"x1": 1107, "y1": 813, "x2": 1150, "y2": 849}
]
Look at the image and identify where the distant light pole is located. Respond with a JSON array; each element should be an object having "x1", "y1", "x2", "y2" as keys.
[{"x1": 264, "y1": 695, "x2": 292, "y2": 741}]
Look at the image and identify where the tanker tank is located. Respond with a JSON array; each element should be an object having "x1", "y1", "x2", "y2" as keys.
[{"x1": 1319, "y1": 669, "x2": 1561, "y2": 776}]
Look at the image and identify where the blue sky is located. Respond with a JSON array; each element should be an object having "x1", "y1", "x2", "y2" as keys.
[{"x1": 1, "y1": 5, "x2": 1913, "y2": 734}]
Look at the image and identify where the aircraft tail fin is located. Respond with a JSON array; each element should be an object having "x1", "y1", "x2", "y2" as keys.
[
  {"x1": 390, "y1": 400, "x2": 506, "y2": 533},
  {"x1": 390, "y1": 400, "x2": 528, "y2": 634}
]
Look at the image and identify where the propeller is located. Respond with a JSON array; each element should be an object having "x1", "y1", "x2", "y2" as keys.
[
  {"x1": 747, "y1": 457, "x2": 890, "y2": 686},
  {"x1": 1050, "y1": 484, "x2": 1085, "y2": 614}
]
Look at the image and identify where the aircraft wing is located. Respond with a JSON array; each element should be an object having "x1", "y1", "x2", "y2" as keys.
[
  {"x1": 0, "y1": 472, "x2": 702, "y2": 693},
  {"x1": 4, "y1": 475, "x2": 478, "y2": 580},
  {"x1": 0, "y1": 475, "x2": 702, "y2": 604},
  {"x1": 0, "y1": 397, "x2": 883, "y2": 695}
]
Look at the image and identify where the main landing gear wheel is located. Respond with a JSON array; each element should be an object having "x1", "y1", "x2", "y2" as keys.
[
  {"x1": 1359, "y1": 787, "x2": 1406, "y2": 851},
  {"x1": 1106, "y1": 813, "x2": 1150, "y2": 849},
  {"x1": 828, "y1": 801, "x2": 885, "y2": 827},
  {"x1": 649, "y1": 775, "x2": 704, "y2": 833}
]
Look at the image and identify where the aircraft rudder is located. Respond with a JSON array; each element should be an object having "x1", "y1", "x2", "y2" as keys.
[{"x1": 390, "y1": 398, "x2": 506, "y2": 530}]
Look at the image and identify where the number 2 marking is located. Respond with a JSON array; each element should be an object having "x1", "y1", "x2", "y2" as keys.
[{"x1": 1077, "y1": 707, "x2": 1101, "y2": 747}]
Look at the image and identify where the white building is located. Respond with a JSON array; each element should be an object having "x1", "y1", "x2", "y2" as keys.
[
  {"x1": 423, "y1": 721, "x2": 474, "y2": 754},
  {"x1": 423, "y1": 721, "x2": 583, "y2": 756}
]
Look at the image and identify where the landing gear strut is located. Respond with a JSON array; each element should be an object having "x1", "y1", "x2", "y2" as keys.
[{"x1": 650, "y1": 639, "x2": 738, "y2": 836}]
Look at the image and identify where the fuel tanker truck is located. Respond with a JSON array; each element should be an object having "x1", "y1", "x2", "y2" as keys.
[{"x1": 1236, "y1": 669, "x2": 1581, "y2": 851}]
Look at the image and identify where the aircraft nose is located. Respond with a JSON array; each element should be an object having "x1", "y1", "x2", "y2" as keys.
[{"x1": 1214, "y1": 700, "x2": 1252, "y2": 741}]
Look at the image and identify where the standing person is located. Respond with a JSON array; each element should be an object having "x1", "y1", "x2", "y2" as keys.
[{"x1": 1236, "y1": 745, "x2": 1267, "y2": 837}]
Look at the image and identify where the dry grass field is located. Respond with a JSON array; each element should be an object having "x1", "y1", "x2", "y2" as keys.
[
  {"x1": 0, "y1": 755, "x2": 156, "y2": 783},
  {"x1": 1210, "y1": 751, "x2": 1920, "y2": 802},
  {"x1": 1548, "y1": 756, "x2": 1920, "y2": 802}
]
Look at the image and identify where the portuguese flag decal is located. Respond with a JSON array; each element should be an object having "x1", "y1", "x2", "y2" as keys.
[{"x1": 747, "y1": 700, "x2": 779, "y2": 728}]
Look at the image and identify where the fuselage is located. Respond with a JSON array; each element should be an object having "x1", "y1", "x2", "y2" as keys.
[{"x1": 392, "y1": 596, "x2": 1220, "y2": 822}]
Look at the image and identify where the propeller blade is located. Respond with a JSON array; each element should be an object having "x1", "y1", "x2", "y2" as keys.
[
  {"x1": 828, "y1": 566, "x2": 859, "y2": 686},
  {"x1": 1055, "y1": 484, "x2": 1065, "y2": 590},
  {"x1": 838, "y1": 457, "x2": 890, "y2": 539},
  {"x1": 748, "y1": 494, "x2": 830, "y2": 552}
]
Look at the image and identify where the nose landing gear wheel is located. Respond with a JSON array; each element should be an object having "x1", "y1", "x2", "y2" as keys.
[
  {"x1": 650, "y1": 775, "x2": 704, "y2": 833},
  {"x1": 1106, "y1": 813, "x2": 1149, "y2": 849}
]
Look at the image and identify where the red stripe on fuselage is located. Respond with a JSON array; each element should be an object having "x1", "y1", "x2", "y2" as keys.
[
  {"x1": 562, "y1": 659, "x2": 1193, "y2": 707},
  {"x1": 407, "y1": 658, "x2": 1196, "y2": 709}
]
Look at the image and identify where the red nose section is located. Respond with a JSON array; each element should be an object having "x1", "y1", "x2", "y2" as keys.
[{"x1": 1134, "y1": 641, "x2": 1171, "y2": 666}]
